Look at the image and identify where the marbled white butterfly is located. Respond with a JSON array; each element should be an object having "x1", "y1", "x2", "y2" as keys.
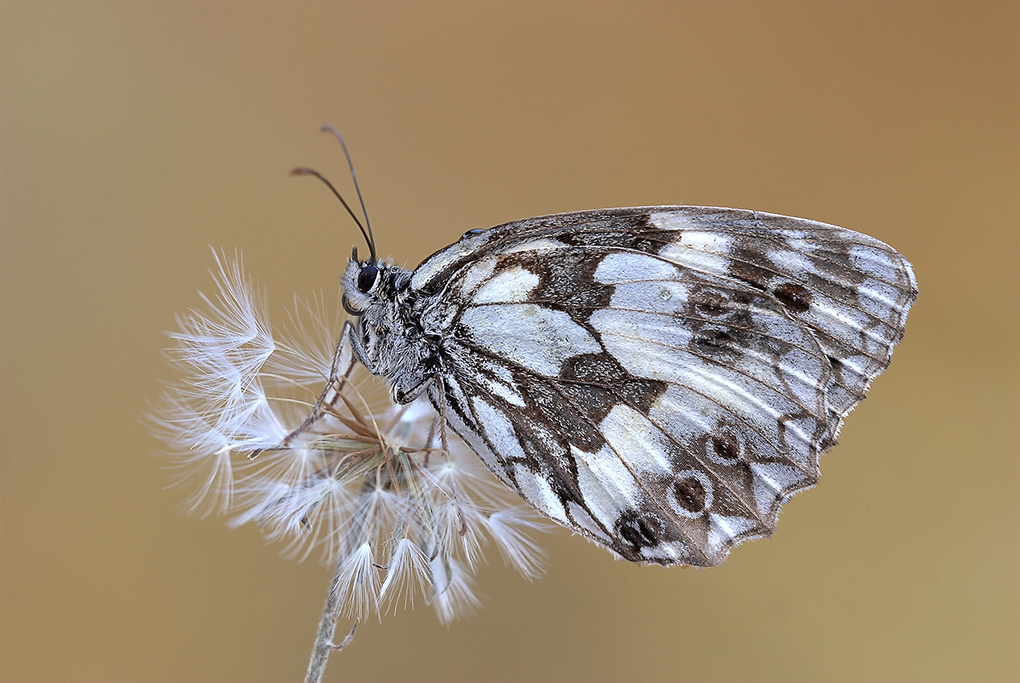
[{"x1": 296, "y1": 138, "x2": 917, "y2": 567}]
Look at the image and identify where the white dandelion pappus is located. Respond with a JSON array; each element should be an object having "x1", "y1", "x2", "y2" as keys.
[
  {"x1": 311, "y1": 140, "x2": 916, "y2": 568},
  {"x1": 151, "y1": 250, "x2": 548, "y2": 623}
]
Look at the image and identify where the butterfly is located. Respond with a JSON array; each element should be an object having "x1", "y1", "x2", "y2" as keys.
[
  {"x1": 319, "y1": 203, "x2": 917, "y2": 568},
  {"x1": 292, "y1": 135, "x2": 916, "y2": 567}
]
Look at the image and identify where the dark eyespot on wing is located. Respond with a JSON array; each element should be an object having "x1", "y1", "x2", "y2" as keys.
[
  {"x1": 674, "y1": 477, "x2": 709, "y2": 513},
  {"x1": 773, "y1": 282, "x2": 812, "y2": 314},
  {"x1": 711, "y1": 434, "x2": 741, "y2": 461},
  {"x1": 617, "y1": 511, "x2": 663, "y2": 551}
]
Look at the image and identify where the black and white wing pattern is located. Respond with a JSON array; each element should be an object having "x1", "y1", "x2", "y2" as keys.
[{"x1": 343, "y1": 206, "x2": 917, "y2": 567}]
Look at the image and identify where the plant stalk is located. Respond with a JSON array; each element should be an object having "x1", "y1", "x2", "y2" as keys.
[{"x1": 304, "y1": 556, "x2": 357, "y2": 683}]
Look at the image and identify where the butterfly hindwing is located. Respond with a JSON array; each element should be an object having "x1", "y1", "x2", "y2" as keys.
[{"x1": 407, "y1": 207, "x2": 915, "y2": 566}]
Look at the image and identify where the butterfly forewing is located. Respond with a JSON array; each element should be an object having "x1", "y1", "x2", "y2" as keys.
[{"x1": 358, "y1": 206, "x2": 915, "y2": 566}]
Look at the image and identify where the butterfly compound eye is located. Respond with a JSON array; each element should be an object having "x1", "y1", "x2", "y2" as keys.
[{"x1": 357, "y1": 263, "x2": 379, "y2": 293}]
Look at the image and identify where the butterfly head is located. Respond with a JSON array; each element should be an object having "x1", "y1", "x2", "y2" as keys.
[
  {"x1": 341, "y1": 247, "x2": 414, "y2": 321},
  {"x1": 341, "y1": 246, "x2": 383, "y2": 315},
  {"x1": 341, "y1": 249, "x2": 428, "y2": 400}
]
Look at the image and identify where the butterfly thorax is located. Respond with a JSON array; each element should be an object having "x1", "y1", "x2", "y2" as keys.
[{"x1": 342, "y1": 260, "x2": 446, "y2": 404}]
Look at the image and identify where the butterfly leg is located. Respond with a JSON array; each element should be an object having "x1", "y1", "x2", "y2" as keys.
[
  {"x1": 275, "y1": 320, "x2": 357, "y2": 449},
  {"x1": 434, "y1": 374, "x2": 451, "y2": 456}
]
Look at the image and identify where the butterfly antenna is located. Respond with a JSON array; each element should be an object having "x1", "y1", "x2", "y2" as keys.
[
  {"x1": 289, "y1": 167, "x2": 374, "y2": 263},
  {"x1": 321, "y1": 125, "x2": 376, "y2": 263}
]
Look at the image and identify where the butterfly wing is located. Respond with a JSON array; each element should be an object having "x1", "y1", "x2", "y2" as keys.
[{"x1": 413, "y1": 207, "x2": 916, "y2": 566}]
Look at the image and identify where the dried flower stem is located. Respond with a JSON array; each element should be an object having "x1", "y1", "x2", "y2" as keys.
[{"x1": 305, "y1": 559, "x2": 358, "y2": 683}]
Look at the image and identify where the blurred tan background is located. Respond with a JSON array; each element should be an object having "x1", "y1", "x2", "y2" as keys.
[{"x1": 2, "y1": 2, "x2": 1017, "y2": 682}]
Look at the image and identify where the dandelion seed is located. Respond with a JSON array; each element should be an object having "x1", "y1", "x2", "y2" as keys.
[
  {"x1": 486, "y1": 508, "x2": 548, "y2": 581},
  {"x1": 336, "y1": 542, "x2": 380, "y2": 619},
  {"x1": 429, "y1": 556, "x2": 482, "y2": 624},
  {"x1": 378, "y1": 538, "x2": 430, "y2": 613}
]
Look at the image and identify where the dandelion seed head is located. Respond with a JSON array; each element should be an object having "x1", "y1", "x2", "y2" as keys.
[{"x1": 150, "y1": 252, "x2": 549, "y2": 622}]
